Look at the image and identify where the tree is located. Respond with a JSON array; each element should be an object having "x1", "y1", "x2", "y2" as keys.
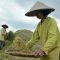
[{"x1": 6, "y1": 31, "x2": 15, "y2": 41}]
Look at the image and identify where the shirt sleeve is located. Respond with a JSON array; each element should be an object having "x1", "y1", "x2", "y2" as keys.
[{"x1": 26, "y1": 24, "x2": 40, "y2": 49}]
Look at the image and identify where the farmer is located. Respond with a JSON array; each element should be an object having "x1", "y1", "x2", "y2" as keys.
[
  {"x1": 0, "y1": 24, "x2": 8, "y2": 49},
  {"x1": 25, "y1": 1, "x2": 59, "y2": 60}
]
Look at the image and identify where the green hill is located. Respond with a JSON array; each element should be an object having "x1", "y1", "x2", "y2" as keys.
[
  {"x1": 15, "y1": 29, "x2": 33, "y2": 43},
  {"x1": 0, "y1": 29, "x2": 33, "y2": 60}
]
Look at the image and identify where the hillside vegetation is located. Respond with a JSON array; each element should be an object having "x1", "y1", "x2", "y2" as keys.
[{"x1": 0, "y1": 29, "x2": 33, "y2": 60}]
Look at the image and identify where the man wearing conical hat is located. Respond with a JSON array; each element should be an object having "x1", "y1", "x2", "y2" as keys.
[
  {"x1": 26, "y1": 1, "x2": 59, "y2": 60},
  {"x1": 0, "y1": 24, "x2": 8, "y2": 49}
]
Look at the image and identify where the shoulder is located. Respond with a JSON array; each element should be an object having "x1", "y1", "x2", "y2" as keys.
[{"x1": 46, "y1": 17, "x2": 57, "y2": 25}]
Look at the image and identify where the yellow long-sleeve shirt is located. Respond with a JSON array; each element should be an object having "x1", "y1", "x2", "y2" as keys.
[{"x1": 26, "y1": 17, "x2": 59, "y2": 60}]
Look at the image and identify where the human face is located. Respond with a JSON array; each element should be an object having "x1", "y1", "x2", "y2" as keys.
[{"x1": 36, "y1": 13, "x2": 44, "y2": 19}]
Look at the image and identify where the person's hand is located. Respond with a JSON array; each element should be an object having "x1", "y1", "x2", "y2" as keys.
[{"x1": 34, "y1": 49, "x2": 45, "y2": 57}]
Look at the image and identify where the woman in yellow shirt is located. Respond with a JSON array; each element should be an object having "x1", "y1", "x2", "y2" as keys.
[{"x1": 25, "y1": 1, "x2": 59, "y2": 60}]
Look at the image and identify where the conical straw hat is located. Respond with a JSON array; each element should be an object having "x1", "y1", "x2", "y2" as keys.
[{"x1": 25, "y1": 1, "x2": 55, "y2": 16}]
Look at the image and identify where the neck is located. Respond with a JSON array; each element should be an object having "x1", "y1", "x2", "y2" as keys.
[
  {"x1": 42, "y1": 16, "x2": 46, "y2": 19},
  {"x1": 41, "y1": 17, "x2": 46, "y2": 24}
]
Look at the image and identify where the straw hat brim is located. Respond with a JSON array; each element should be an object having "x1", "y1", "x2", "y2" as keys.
[
  {"x1": 25, "y1": 8, "x2": 55, "y2": 16},
  {"x1": 2, "y1": 25, "x2": 8, "y2": 28}
]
